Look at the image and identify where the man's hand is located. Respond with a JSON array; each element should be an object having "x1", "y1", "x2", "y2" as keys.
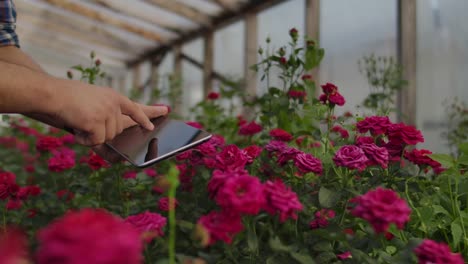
[
  {"x1": 49, "y1": 79, "x2": 161, "y2": 146},
  {"x1": 92, "y1": 103, "x2": 169, "y2": 163}
]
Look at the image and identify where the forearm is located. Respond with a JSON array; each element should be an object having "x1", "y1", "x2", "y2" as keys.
[
  {"x1": 0, "y1": 59, "x2": 58, "y2": 114},
  {"x1": 0, "y1": 46, "x2": 45, "y2": 73}
]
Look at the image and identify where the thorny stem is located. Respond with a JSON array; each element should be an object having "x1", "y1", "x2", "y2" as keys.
[{"x1": 167, "y1": 166, "x2": 180, "y2": 264}]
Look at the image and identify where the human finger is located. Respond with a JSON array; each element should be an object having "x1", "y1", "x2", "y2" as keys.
[{"x1": 120, "y1": 98, "x2": 154, "y2": 130}]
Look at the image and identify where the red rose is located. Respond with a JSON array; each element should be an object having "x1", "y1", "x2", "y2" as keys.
[
  {"x1": 414, "y1": 239, "x2": 465, "y2": 264},
  {"x1": 207, "y1": 169, "x2": 248, "y2": 199},
  {"x1": 321, "y1": 83, "x2": 338, "y2": 94},
  {"x1": 48, "y1": 148, "x2": 76, "y2": 172},
  {"x1": 215, "y1": 145, "x2": 248, "y2": 172},
  {"x1": 197, "y1": 211, "x2": 244, "y2": 245},
  {"x1": 0, "y1": 172, "x2": 17, "y2": 200},
  {"x1": 56, "y1": 189, "x2": 75, "y2": 202},
  {"x1": 87, "y1": 153, "x2": 109, "y2": 170},
  {"x1": 279, "y1": 57, "x2": 287, "y2": 65},
  {"x1": 263, "y1": 179, "x2": 303, "y2": 222},
  {"x1": 238, "y1": 121, "x2": 262, "y2": 136},
  {"x1": 350, "y1": 188, "x2": 411, "y2": 233},
  {"x1": 207, "y1": 92, "x2": 220, "y2": 100},
  {"x1": 186, "y1": 121, "x2": 203, "y2": 129},
  {"x1": 287, "y1": 90, "x2": 307, "y2": 99},
  {"x1": 36, "y1": 136, "x2": 63, "y2": 152},
  {"x1": 123, "y1": 171, "x2": 138, "y2": 179},
  {"x1": 125, "y1": 211, "x2": 167, "y2": 241},
  {"x1": 0, "y1": 228, "x2": 30, "y2": 264},
  {"x1": 356, "y1": 116, "x2": 392, "y2": 136},
  {"x1": 243, "y1": 145, "x2": 263, "y2": 164},
  {"x1": 6, "y1": 199, "x2": 22, "y2": 210},
  {"x1": 404, "y1": 149, "x2": 442, "y2": 170},
  {"x1": 37, "y1": 209, "x2": 143, "y2": 264},
  {"x1": 269, "y1": 128, "x2": 293, "y2": 142},
  {"x1": 215, "y1": 175, "x2": 265, "y2": 215},
  {"x1": 387, "y1": 123, "x2": 424, "y2": 145}
]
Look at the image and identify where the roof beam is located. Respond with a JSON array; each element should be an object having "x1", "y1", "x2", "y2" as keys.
[
  {"x1": 143, "y1": 0, "x2": 212, "y2": 26},
  {"x1": 17, "y1": 24, "x2": 131, "y2": 62},
  {"x1": 128, "y1": 0, "x2": 288, "y2": 67},
  {"x1": 18, "y1": 13, "x2": 139, "y2": 55},
  {"x1": 42, "y1": 0, "x2": 166, "y2": 43},
  {"x1": 206, "y1": 0, "x2": 240, "y2": 11},
  {"x1": 16, "y1": 0, "x2": 142, "y2": 51},
  {"x1": 91, "y1": 0, "x2": 182, "y2": 35},
  {"x1": 180, "y1": 53, "x2": 231, "y2": 84}
]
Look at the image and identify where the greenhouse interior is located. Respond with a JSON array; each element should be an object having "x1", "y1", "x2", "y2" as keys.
[{"x1": 0, "y1": 0, "x2": 467, "y2": 263}]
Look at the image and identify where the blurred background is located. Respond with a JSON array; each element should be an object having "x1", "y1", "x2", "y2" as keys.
[{"x1": 14, "y1": 0, "x2": 468, "y2": 154}]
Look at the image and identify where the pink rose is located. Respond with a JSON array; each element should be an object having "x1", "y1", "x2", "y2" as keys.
[
  {"x1": 359, "y1": 143, "x2": 389, "y2": 169},
  {"x1": 277, "y1": 147, "x2": 302, "y2": 166},
  {"x1": 350, "y1": 188, "x2": 411, "y2": 233},
  {"x1": 294, "y1": 152, "x2": 323, "y2": 174},
  {"x1": 263, "y1": 179, "x2": 303, "y2": 222},
  {"x1": 414, "y1": 239, "x2": 465, "y2": 264},
  {"x1": 158, "y1": 197, "x2": 178, "y2": 212},
  {"x1": 265, "y1": 140, "x2": 288, "y2": 154},
  {"x1": 144, "y1": 168, "x2": 157, "y2": 178},
  {"x1": 309, "y1": 209, "x2": 335, "y2": 229},
  {"x1": 125, "y1": 211, "x2": 167, "y2": 239},
  {"x1": 333, "y1": 145, "x2": 369, "y2": 171},
  {"x1": 37, "y1": 208, "x2": 143, "y2": 264}
]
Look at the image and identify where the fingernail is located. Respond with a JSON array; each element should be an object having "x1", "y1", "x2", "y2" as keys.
[{"x1": 154, "y1": 104, "x2": 171, "y2": 114}]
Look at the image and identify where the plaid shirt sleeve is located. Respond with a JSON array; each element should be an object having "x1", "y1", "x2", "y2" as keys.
[{"x1": 0, "y1": 0, "x2": 19, "y2": 47}]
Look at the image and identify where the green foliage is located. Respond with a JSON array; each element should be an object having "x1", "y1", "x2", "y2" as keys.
[
  {"x1": 358, "y1": 54, "x2": 407, "y2": 115},
  {"x1": 442, "y1": 97, "x2": 468, "y2": 155},
  {"x1": 0, "y1": 31, "x2": 466, "y2": 264}
]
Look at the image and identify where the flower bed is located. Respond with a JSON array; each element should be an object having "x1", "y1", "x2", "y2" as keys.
[{"x1": 0, "y1": 30, "x2": 467, "y2": 264}]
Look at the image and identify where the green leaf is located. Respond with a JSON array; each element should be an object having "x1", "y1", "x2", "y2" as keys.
[
  {"x1": 386, "y1": 246, "x2": 397, "y2": 255},
  {"x1": 428, "y1": 154, "x2": 454, "y2": 168},
  {"x1": 458, "y1": 154, "x2": 468, "y2": 166},
  {"x1": 269, "y1": 236, "x2": 292, "y2": 253},
  {"x1": 247, "y1": 225, "x2": 258, "y2": 253},
  {"x1": 304, "y1": 47, "x2": 324, "y2": 70},
  {"x1": 432, "y1": 205, "x2": 450, "y2": 216},
  {"x1": 290, "y1": 251, "x2": 316, "y2": 264},
  {"x1": 458, "y1": 142, "x2": 468, "y2": 155},
  {"x1": 318, "y1": 187, "x2": 339, "y2": 208},
  {"x1": 312, "y1": 241, "x2": 332, "y2": 252},
  {"x1": 451, "y1": 219, "x2": 463, "y2": 248}
]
